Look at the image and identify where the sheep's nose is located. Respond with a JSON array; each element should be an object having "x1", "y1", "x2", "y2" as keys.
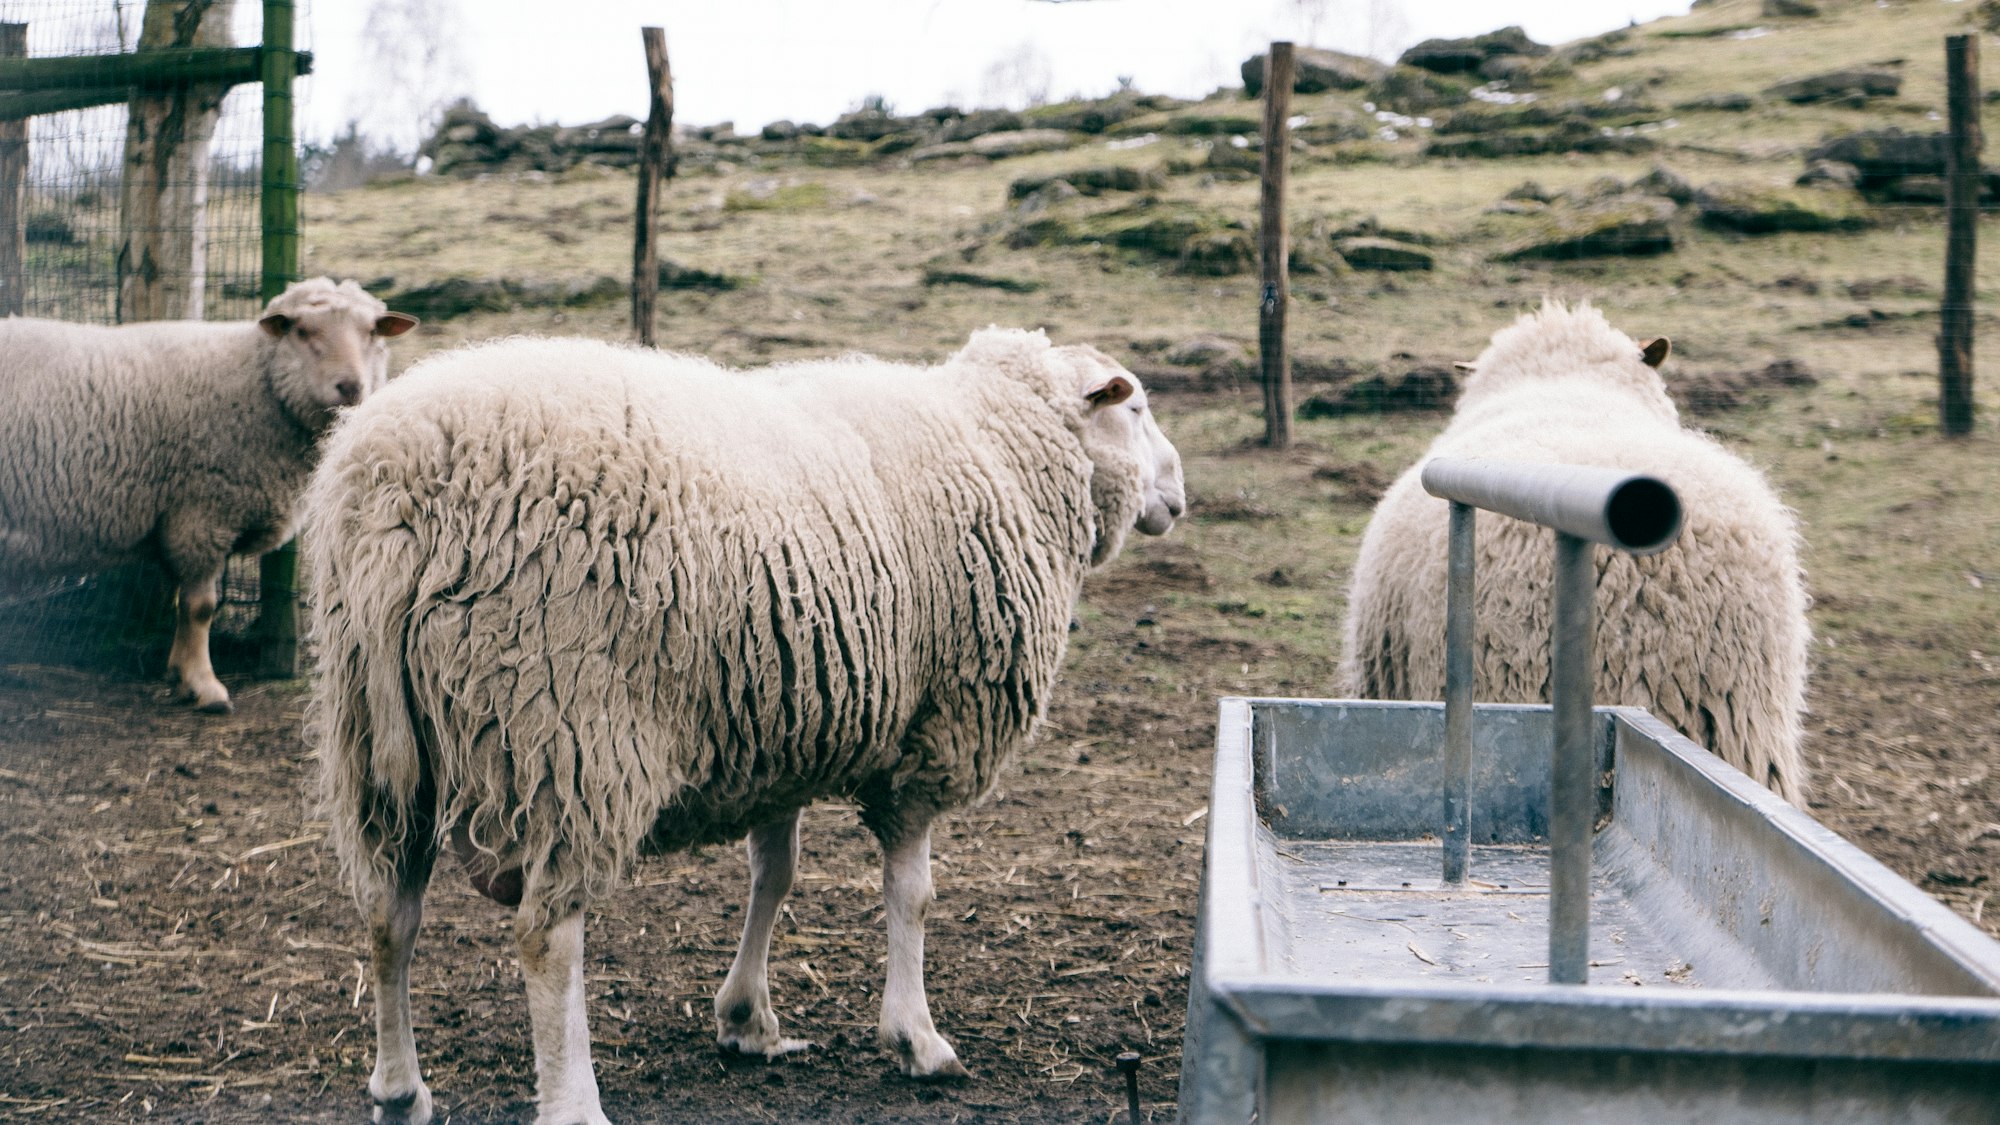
[
  {"x1": 335, "y1": 379, "x2": 362, "y2": 405},
  {"x1": 1167, "y1": 495, "x2": 1186, "y2": 518}
]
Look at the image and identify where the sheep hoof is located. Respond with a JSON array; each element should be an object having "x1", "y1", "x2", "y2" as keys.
[
  {"x1": 196, "y1": 695, "x2": 234, "y2": 715},
  {"x1": 886, "y1": 1031, "x2": 969, "y2": 1080},
  {"x1": 371, "y1": 1086, "x2": 433, "y2": 1125},
  {"x1": 909, "y1": 1056, "x2": 971, "y2": 1082}
]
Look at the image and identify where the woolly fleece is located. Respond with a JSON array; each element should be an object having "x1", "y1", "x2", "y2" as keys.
[
  {"x1": 306, "y1": 328, "x2": 1172, "y2": 926},
  {"x1": 1338, "y1": 302, "x2": 1811, "y2": 805},
  {"x1": 0, "y1": 278, "x2": 398, "y2": 585}
]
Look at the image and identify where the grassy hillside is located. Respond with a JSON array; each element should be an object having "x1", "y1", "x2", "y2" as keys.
[{"x1": 304, "y1": 0, "x2": 1999, "y2": 930}]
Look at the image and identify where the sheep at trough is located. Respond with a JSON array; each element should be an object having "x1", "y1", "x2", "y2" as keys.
[
  {"x1": 304, "y1": 327, "x2": 1185, "y2": 1125},
  {"x1": 0, "y1": 279, "x2": 418, "y2": 712},
  {"x1": 1338, "y1": 302, "x2": 1810, "y2": 805}
]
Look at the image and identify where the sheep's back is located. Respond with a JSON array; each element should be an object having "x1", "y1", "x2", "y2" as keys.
[
  {"x1": 310, "y1": 339, "x2": 1090, "y2": 883},
  {"x1": 1341, "y1": 389, "x2": 1808, "y2": 798}
]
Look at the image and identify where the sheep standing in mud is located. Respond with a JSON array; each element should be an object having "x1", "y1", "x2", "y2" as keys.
[{"x1": 304, "y1": 327, "x2": 1184, "y2": 1124}]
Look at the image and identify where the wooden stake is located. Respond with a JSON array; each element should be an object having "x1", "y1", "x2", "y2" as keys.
[
  {"x1": 0, "y1": 23, "x2": 26, "y2": 319},
  {"x1": 1258, "y1": 42, "x2": 1295, "y2": 449},
  {"x1": 632, "y1": 26, "x2": 674, "y2": 347},
  {"x1": 1940, "y1": 34, "x2": 1981, "y2": 438}
]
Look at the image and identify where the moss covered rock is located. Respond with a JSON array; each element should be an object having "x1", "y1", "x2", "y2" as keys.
[
  {"x1": 1493, "y1": 195, "x2": 1678, "y2": 260},
  {"x1": 1335, "y1": 237, "x2": 1434, "y2": 271},
  {"x1": 1004, "y1": 200, "x2": 1258, "y2": 275},
  {"x1": 1242, "y1": 47, "x2": 1386, "y2": 97},
  {"x1": 1427, "y1": 116, "x2": 1656, "y2": 159},
  {"x1": 1695, "y1": 184, "x2": 1871, "y2": 233},
  {"x1": 1367, "y1": 65, "x2": 1475, "y2": 112},
  {"x1": 1008, "y1": 165, "x2": 1165, "y2": 199}
]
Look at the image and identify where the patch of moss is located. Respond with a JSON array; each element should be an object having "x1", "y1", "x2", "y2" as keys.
[
  {"x1": 920, "y1": 264, "x2": 1045, "y2": 293},
  {"x1": 724, "y1": 182, "x2": 832, "y2": 212}
]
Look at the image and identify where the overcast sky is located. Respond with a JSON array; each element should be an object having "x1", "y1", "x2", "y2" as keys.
[{"x1": 297, "y1": 0, "x2": 1695, "y2": 150}]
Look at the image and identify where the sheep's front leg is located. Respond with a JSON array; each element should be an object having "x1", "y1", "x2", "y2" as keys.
[
  {"x1": 166, "y1": 568, "x2": 230, "y2": 713},
  {"x1": 517, "y1": 907, "x2": 611, "y2": 1125},
  {"x1": 363, "y1": 866, "x2": 433, "y2": 1124},
  {"x1": 877, "y1": 824, "x2": 968, "y2": 1079},
  {"x1": 715, "y1": 808, "x2": 812, "y2": 1058}
]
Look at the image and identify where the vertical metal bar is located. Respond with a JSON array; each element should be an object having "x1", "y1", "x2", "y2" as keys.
[
  {"x1": 1548, "y1": 532, "x2": 1595, "y2": 984},
  {"x1": 255, "y1": 0, "x2": 300, "y2": 680},
  {"x1": 1441, "y1": 501, "x2": 1475, "y2": 884}
]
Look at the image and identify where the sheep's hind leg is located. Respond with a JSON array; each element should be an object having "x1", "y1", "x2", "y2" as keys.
[
  {"x1": 518, "y1": 903, "x2": 611, "y2": 1125},
  {"x1": 165, "y1": 567, "x2": 230, "y2": 713},
  {"x1": 875, "y1": 823, "x2": 968, "y2": 1079},
  {"x1": 363, "y1": 857, "x2": 435, "y2": 1124},
  {"x1": 715, "y1": 808, "x2": 812, "y2": 1058}
]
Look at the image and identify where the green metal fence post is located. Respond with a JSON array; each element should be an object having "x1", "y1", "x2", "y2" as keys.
[{"x1": 256, "y1": 0, "x2": 301, "y2": 679}]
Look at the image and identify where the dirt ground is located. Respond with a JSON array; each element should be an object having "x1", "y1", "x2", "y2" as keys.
[
  {"x1": 0, "y1": 572, "x2": 1221, "y2": 1124},
  {"x1": 0, "y1": 397, "x2": 1993, "y2": 1123}
]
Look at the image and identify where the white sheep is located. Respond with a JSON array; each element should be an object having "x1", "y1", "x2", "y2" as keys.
[
  {"x1": 0, "y1": 278, "x2": 418, "y2": 712},
  {"x1": 303, "y1": 327, "x2": 1184, "y2": 1125},
  {"x1": 1338, "y1": 302, "x2": 1810, "y2": 805}
]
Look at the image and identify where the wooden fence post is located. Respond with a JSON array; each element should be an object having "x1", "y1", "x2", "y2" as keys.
[
  {"x1": 0, "y1": 23, "x2": 26, "y2": 319},
  {"x1": 1940, "y1": 34, "x2": 1980, "y2": 438},
  {"x1": 1259, "y1": 41, "x2": 1295, "y2": 450},
  {"x1": 632, "y1": 26, "x2": 674, "y2": 346},
  {"x1": 255, "y1": 0, "x2": 301, "y2": 679}
]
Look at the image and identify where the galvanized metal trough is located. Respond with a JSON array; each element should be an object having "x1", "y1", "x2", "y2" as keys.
[{"x1": 1178, "y1": 459, "x2": 2000, "y2": 1123}]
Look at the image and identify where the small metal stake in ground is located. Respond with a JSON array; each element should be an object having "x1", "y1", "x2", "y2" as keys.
[{"x1": 1116, "y1": 1051, "x2": 1142, "y2": 1123}]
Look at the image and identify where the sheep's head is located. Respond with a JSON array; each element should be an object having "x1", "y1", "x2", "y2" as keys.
[
  {"x1": 259, "y1": 277, "x2": 418, "y2": 426},
  {"x1": 1454, "y1": 301, "x2": 1677, "y2": 423},
  {"x1": 952, "y1": 327, "x2": 1185, "y2": 565},
  {"x1": 1063, "y1": 344, "x2": 1185, "y2": 566}
]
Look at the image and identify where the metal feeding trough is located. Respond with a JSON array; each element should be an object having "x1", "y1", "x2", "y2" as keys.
[{"x1": 1179, "y1": 458, "x2": 2000, "y2": 1124}]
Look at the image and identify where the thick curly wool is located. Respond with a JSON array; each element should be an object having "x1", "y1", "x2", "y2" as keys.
[
  {"x1": 306, "y1": 330, "x2": 1143, "y2": 929},
  {"x1": 4, "y1": 298, "x2": 300, "y2": 578},
  {"x1": 0, "y1": 278, "x2": 413, "y2": 712},
  {"x1": 1338, "y1": 302, "x2": 1810, "y2": 805}
]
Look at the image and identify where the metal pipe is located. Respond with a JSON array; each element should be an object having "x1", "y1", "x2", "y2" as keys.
[
  {"x1": 1117, "y1": 1051, "x2": 1142, "y2": 1123},
  {"x1": 1441, "y1": 501, "x2": 1475, "y2": 884},
  {"x1": 1549, "y1": 532, "x2": 1596, "y2": 984},
  {"x1": 1421, "y1": 457, "x2": 1682, "y2": 556}
]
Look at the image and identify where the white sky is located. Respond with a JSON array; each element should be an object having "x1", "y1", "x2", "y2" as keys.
[{"x1": 297, "y1": 1, "x2": 1694, "y2": 148}]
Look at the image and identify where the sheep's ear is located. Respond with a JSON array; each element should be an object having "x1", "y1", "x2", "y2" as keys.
[
  {"x1": 1641, "y1": 337, "x2": 1671, "y2": 367},
  {"x1": 259, "y1": 313, "x2": 294, "y2": 338},
  {"x1": 1452, "y1": 361, "x2": 1476, "y2": 373},
  {"x1": 1084, "y1": 374, "x2": 1135, "y2": 408},
  {"x1": 375, "y1": 312, "x2": 420, "y2": 338}
]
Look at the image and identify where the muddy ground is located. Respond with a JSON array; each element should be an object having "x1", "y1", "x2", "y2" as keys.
[{"x1": 0, "y1": 478, "x2": 1993, "y2": 1124}]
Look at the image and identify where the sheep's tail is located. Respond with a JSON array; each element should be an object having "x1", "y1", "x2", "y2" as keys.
[{"x1": 304, "y1": 503, "x2": 434, "y2": 902}]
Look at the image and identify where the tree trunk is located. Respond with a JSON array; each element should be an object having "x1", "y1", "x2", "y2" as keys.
[
  {"x1": 0, "y1": 24, "x2": 27, "y2": 318},
  {"x1": 118, "y1": 0, "x2": 235, "y2": 322}
]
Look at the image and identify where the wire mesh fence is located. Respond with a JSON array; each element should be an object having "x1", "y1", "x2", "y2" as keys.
[{"x1": 0, "y1": 0, "x2": 288, "y2": 676}]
